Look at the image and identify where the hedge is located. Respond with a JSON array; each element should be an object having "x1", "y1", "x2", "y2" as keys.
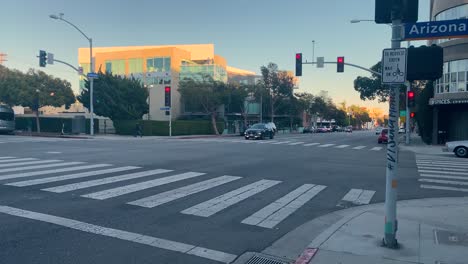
[
  {"x1": 114, "y1": 120, "x2": 224, "y2": 136},
  {"x1": 15, "y1": 117, "x2": 99, "y2": 134}
]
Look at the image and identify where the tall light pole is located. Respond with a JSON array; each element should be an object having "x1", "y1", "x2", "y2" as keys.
[{"x1": 50, "y1": 13, "x2": 95, "y2": 136}]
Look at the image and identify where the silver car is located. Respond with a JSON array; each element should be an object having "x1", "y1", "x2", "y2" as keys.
[
  {"x1": 0, "y1": 105, "x2": 15, "y2": 134},
  {"x1": 444, "y1": 141, "x2": 468, "y2": 158}
]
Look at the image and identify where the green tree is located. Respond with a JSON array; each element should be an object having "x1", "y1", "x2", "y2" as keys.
[{"x1": 77, "y1": 72, "x2": 148, "y2": 121}]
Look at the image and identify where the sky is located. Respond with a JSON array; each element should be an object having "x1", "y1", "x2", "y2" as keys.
[{"x1": 0, "y1": 0, "x2": 430, "y2": 112}]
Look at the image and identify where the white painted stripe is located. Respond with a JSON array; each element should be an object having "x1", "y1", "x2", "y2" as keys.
[
  {"x1": 46, "y1": 151, "x2": 62, "y2": 154},
  {"x1": 303, "y1": 143, "x2": 320, "y2": 147},
  {"x1": 419, "y1": 178, "x2": 468, "y2": 186},
  {"x1": 416, "y1": 161, "x2": 468, "y2": 166},
  {"x1": 354, "y1": 190, "x2": 376, "y2": 205},
  {"x1": 272, "y1": 141, "x2": 291, "y2": 145},
  {"x1": 418, "y1": 170, "x2": 468, "y2": 176},
  {"x1": 335, "y1": 145, "x2": 350, "y2": 149},
  {"x1": 0, "y1": 161, "x2": 85, "y2": 174},
  {"x1": 128, "y1": 176, "x2": 241, "y2": 208},
  {"x1": 417, "y1": 166, "x2": 468, "y2": 172},
  {"x1": 241, "y1": 184, "x2": 326, "y2": 228},
  {"x1": 288, "y1": 142, "x2": 305, "y2": 145},
  {"x1": 43, "y1": 169, "x2": 173, "y2": 193},
  {"x1": 0, "y1": 205, "x2": 237, "y2": 263},
  {"x1": 81, "y1": 172, "x2": 205, "y2": 200},
  {"x1": 370, "y1": 147, "x2": 383, "y2": 151},
  {"x1": 0, "y1": 157, "x2": 15, "y2": 159},
  {"x1": 341, "y1": 189, "x2": 363, "y2": 202},
  {"x1": 420, "y1": 174, "x2": 468, "y2": 181},
  {"x1": 420, "y1": 184, "x2": 468, "y2": 193},
  {"x1": 7, "y1": 166, "x2": 140, "y2": 187},
  {"x1": 0, "y1": 160, "x2": 62, "y2": 168},
  {"x1": 181, "y1": 179, "x2": 281, "y2": 217},
  {"x1": 417, "y1": 163, "x2": 468, "y2": 169},
  {"x1": 257, "y1": 140, "x2": 278, "y2": 144},
  {"x1": 0, "y1": 164, "x2": 110, "y2": 181},
  {"x1": 0, "y1": 158, "x2": 36, "y2": 163},
  {"x1": 318, "y1": 144, "x2": 335, "y2": 148},
  {"x1": 352, "y1": 146, "x2": 366, "y2": 150}
]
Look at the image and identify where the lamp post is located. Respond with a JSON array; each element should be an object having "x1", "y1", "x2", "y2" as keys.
[{"x1": 50, "y1": 13, "x2": 95, "y2": 136}]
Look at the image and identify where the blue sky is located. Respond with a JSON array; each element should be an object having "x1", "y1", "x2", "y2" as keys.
[{"x1": 1, "y1": 0, "x2": 430, "y2": 111}]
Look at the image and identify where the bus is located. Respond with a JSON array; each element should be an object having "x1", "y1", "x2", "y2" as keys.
[{"x1": 0, "y1": 105, "x2": 15, "y2": 134}]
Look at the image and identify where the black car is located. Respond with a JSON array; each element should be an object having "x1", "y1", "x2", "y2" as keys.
[{"x1": 244, "y1": 123, "x2": 274, "y2": 140}]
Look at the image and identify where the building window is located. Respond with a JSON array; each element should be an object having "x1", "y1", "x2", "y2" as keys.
[
  {"x1": 146, "y1": 57, "x2": 171, "y2": 72},
  {"x1": 105, "y1": 62, "x2": 112, "y2": 74},
  {"x1": 128, "y1": 58, "x2": 143, "y2": 73},
  {"x1": 434, "y1": 4, "x2": 468, "y2": 44},
  {"x1": 436, "y1": 59, "x2": 468, "y2": 94},
  {"x1": 105, "y1": 60, "x2": 125, "y2": 75}
]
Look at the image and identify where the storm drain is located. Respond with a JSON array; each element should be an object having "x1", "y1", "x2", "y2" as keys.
[{"x1": 245, "y1": 253, "x2": 291, "y2": 264}]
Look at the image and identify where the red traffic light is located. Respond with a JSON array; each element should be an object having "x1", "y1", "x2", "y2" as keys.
[
  {"x1": 408, "y1": 91, "x2": 415, "y2": 99},
  {"x1": 296, "y1": 53, "x2": 302, "y2": 60},
  {"x1": 337, "y1": 57, "x2": 344, "y2": 63},
  {"x1": 165, "y1": 86, "x2": 171, "y2": 93},
  {"x1": 410, "y1": 112, "x2": 415, "y2": 118}
]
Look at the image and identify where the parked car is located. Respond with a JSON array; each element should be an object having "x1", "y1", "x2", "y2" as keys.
[
  {"x1": 316, "y1": 127, "x2": 328, "y2": 133},
  {"x1": 345, "y1": 126, "x2": 352, "y2": 133},
  {"x1": 303, "y1": 126, "x2": 316, "y2": 133},
  {"x1": 444, "y1": 140, "x2": 468, "y2": 158},
  {"x1": 398, "y1": 127, "x2": 406, "y2": 134},
  {"x1": 0, "y1": 105, "x2": 15, "y2": 134},
  {"x1": 378, "y1": 129, "x2": 388, "y2": 144},
  {"x1": 244, "y1": 123, "x2": 274, "y2": 140},
  {"x1": 265, "y1": 122, "x2": 277, "y2": 134},
  {"x1": 375, "y1": 126, "x2": 383, "y2": 135}
]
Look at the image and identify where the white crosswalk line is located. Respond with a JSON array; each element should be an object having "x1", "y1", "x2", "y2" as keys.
[
  {"x1": 417, "y1": 161, "x2": 468, "y2": 167},
  {"x1": 257, "y1": 140, "x2": 278, "y2": 144},
  {"x1": 0, "y1": 160, "x2": 62, "y2": 168},
  {"x1": 7, "y1": 166, "x2": 140, "y2": 187},
  {"x1": 419, "y1": 178, "x2": 468, "y2": 186},
  {"x1": 0, "y1": 161, "x2": 86, "y2": 174},
  {"x1": 0, "y1": 164, "x2": 111, "y2": 181},
  {"x1": 303, "y1": 143, "x2": 320, "y2": 147},
  {"x1": 0, "y1": 157, "x2": 15, "y2": 159},
  {"x1": 352, "y1": 146, "x2": 366, "y2": 150},
  {"x1": 81, "y1": 172, "x2": 205, "y2": 200},
  {"x1": 370, "y1": 147, "x2": 382, "y2": 151},
  {"x1": 420, "y1": 184, "x2": 468, "y2": 192},
  {"x1": 341, "y1": 189, "x2": 375, "y2": 205},
  {"x1": 355, "y1": 190, "x2": 376, "y2": 205},
  {"x1": 417, "y1": 163, "x2": 468, "y2": 169},
  {"x1": 128, "y1": 176, "x2": 242, "y2": 208},
  {"x1": 0, "y1": 158, "x2": 37, "y2": 163},
  {"x1": 241, "y1": 184, "x2": 326, "y2": 228},
  {"x1": 341, "y1": 189, "x2": 362, "y2": 202},
  {"x1": 335, "y1": 145, "x2": 350, "y2": 149},
  {"x1": 43, "y1": 169, "x2": 173, "y2": 193},
  {"x1": 420, "y1": 173, "x2": 468, "y2": 180},
  {"x1": 288, "y1": 142, "x2": 305, "y2": 146},
  {"x1": 318, "y1": 144, "x2": 335, "y2": 148},
  {"x1": 417, "y1": 166, "x2": 468, "y2": 172},
  {"x1": 272, "y1": 141, "x2": 291, "y2": 145},
  {"x1": 181, "y1": 179, "x2": 281, "y2": 217},
  {"x1": 418, "y1": 170, "x2": 468, "y2": 176}
]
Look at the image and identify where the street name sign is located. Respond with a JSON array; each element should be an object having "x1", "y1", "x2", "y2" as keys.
[
  {"x1": 160, "y1": 107, "x2": 171, "y2": 111},
  {"x1": 405, "y1": 19, "x2": 468, "y2": 41},
  {"x1": 87, "y1": 72, "x2": 99, "y2": 79},
  {"x1": 382, "y1": 48, "x2": 407, "y2": 84}
]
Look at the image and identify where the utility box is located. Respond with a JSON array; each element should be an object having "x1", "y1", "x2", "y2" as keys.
[{"x1": 72, "y1": 116, "x2": 86, "y2": 134}]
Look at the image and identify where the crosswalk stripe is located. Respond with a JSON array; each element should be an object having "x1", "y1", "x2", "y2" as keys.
[
  {"x1": 7, "y1": 166, "x2": 140, "y2": 187},
  {"x1": 128, "y1": 176, "x2": 242, "y2": 208},
  {"x1": 181, "y1": 179, "x2": 281, "y2": 217},
  {"x1": 352, "y1": 146, "x2": 366, "y2": 150},
  {"x1": 0, "y1": 158, "x2": 37, "y2": 164},
  {"x1": 257, "y1": 140, "x2": 278, "y2": 144},
  {"x1": 335, "y1": 145, "x2": 350, "y2": 149},
  {"x1": 420, "y1": 173, "x2": 468, "y2": 181},
  {"x1": 419, "y1": 178, "x2": 468, "y2": 186},
  {"x1": 241, "y1": 184, "x2": 326, "y2": 228},
  {"x1": 0, "y1": 157, "x2": 15, "y2": 159},
  {"x1": 417, "y1": 159, "x2": 468, "y2": 164},
  {"x1": 81, "y1": 172, "x2": 205, "y2": 200},
  {"x1": 0, "y1": 161, "x2": 86, "y2": 174},
  {"x1": 0, "y1": 160, "x2": 62, "y2": 168},
  {"x1": 318, "y1": 144, "x2": 335, "y2": 148},
  {"x1": 370, "y1": 147, "x2": 382, "y2": 151},
  {"x1": 288, "y1": 142, "x2": 305, "y2": 145},
  {"x1": 417, "y1": 163, "x2": 468, "y2": 169},
  {"x1": 341, "y1": 189, "x2": 375, "y2": 205},
  {"x1": 43, "y1": 169, "x2": 173, "y2": 193},
  {"x1": 417, "y1": 162, "x2": 468, "y2": 167},
  {"x1": 303, "y1": 143, "x2": 320, "y2": 147},
  {"x1": 420, "y1": 184, "x2": 468, "y2": 192},
  {"x1": 417, "y1": 166, "x2": 468, "y2": 172},
  {"x1": 0, "y1": 164, "x2": 111, "y2": 181},
  {"x1": 418, "y1": 170, "x2": 468, "y2": 176},
  {"x1": 272, "y1": 141, "x2": 291, "y2": 145}
]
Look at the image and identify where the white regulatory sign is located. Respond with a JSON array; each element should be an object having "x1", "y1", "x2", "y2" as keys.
[{"x1": 382, "y1": 48, "x2": 407, "y2": 84}]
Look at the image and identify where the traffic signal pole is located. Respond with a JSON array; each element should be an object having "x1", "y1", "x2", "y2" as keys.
[{"x1": 406, "y1": 82, "x2": 411, "y2": 144}]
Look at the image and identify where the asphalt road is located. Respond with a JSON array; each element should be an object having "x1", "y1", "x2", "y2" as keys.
[{"x1": 0, "y1": 131, "x2": 466, "y2": 264}]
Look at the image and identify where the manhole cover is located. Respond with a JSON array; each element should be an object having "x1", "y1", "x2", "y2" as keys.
[{"x1": 246, "y1": 253, "x2": 291, "y2": 264}]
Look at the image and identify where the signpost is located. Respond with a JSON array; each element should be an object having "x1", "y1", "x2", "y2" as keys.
[
  {"x1": 405, "y1": 19, "x2": 468, "y2": 41},
  {"x1": 160, "y1": 107, "x2": 172, "y2": 137},
  {"x1": 382, "y1": 48, "x2": 407, "y2": 84}
]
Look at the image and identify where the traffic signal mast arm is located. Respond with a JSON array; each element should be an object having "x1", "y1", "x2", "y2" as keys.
[
  {"x1": 302, "y1": 60, "x2": 382, "y2": 76},
  {"x1": 53, "y1": 58, "x2": 88, "y2": 79}
]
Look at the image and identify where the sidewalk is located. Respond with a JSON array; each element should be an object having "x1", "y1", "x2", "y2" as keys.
[
  {"x1": 399, "y1": 133, "x2": 451, "y2": 156},
  {"x1": 260, "y1": 197, "x2": 468, "y2": 264}
]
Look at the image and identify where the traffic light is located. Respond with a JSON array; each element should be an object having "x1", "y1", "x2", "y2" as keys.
[
  {"x1": 375, "y1": 0, "x2": 418, "y2": 24},
  {"x1": 39, "y1": 50, "x2": 47, "y2": 67},
  {"x1": 295, "y1": 53, "x2": 302, "y2": 77},
  {"x1": 337, "y1": 57, "x2": 344, "y2": 73},
  {"x1": 410, "y1": 112, "x2": 415, "y2": 118},
  {"x1": 407, "y1": 45, "x2": 443, "y2": 81},
  {"x1": 407, "y1": 90, "x2": 415, "y2": 107}
]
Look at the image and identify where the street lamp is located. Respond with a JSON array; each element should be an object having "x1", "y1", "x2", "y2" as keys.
[
  {"x1": 350, "y1": 19, "x2": 374, "y2": 24},
  {"x1": 50, "y1": 13, "x2": 95, "y2": 136}
]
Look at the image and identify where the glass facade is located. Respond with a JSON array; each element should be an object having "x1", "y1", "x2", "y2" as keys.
[
  {"x1": 105, "y1": 60, "x2": 125, "y2": 75},
  {"x1": 146, "y1": 57, "x2": 171, "y2": 72},
  {"x1": 180, "y1": 64, "x2": 227, "y2": 83},
  {"x1": 128, "y1": 58, "x2": 143, "y2": 73},
  {"x1": 435, "y1": 59, "x2": 468, "y2": 94},
  {"x1": 434, "y1": 4, "x2": 468, "y2": 44}
]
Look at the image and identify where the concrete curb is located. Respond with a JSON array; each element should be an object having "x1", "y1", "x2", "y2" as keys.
[{"x1": 14, "y1": 133, "x2": 92, "y2": 139}]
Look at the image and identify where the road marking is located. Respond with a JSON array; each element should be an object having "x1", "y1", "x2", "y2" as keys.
[
  {"x1": 43, "y1": 169, "x2": 173, "y2": 193},
  {"x1": 420, "y1": 173, "x2": 468, "y2": 180},
  {"x1": 46, "y1": 151, "x2": 62, "y2": 154},
  {"x1": 418, "y1": 170, "x2": 468, "y2": 176},
  {"x1": 417, "y1": 166, "x2": 468, "y2": 172},
  {"x1": 288, "y1": 142, "x2": 305, "y2": 145},
  {"x1": 0, "y1": 157, "x2": 15, "y2": 159},
  {"x1": 81, "y1": 172, "x2": 205, "y2": 200},
  {"x1": 0, "y1": 205, "x2": 237, "y2": 263},
  {"x1": 335, "y1": 145, "x2": 350, "y2": 148},
  {"x1": 417, "y1": 163, "x2": 468, "y2": 169},
  {"x1": 303, "y1": 143, "x2": 320, "y2": 147},
  {"x1": 420, "y1": 184, "x2": 468, "y2": 193},
  {"x1": 352, "y1": 146, "x2": 366, "y2": 150},
  {"x1": 370, "y1": 147, "x2": 382, "y2": 151},
  {"x1": 419, "y1": 178, "x2": 468, "y2": 186},
  {"x1": 0, "y1": 161, "x2": 86, "y2": 174},
  {"x1": 417, "y1": 162, "x2": 468, "y2": 167},
  {"x1": 272, "y1": 141, "x2": 291, "y2": 145},
  {"x1": 7, "y1": 166, "x2": 140, "y2": 187},
  {"x1": 128, "y1": 176, "x2": 242, "y2": 208},
  {"x1": 0, "y1": 160, "x2": 62, "y2": 168},
  {"x1": 257, "y1": 140, "x2": 278, "y2": 144},
  {"x1": 181, "y1": 179, "x2": 281, "y2": 217},
  {"x1": 341, "y1": 189, "x2": 375, "y2": 205},
  {"x1": 318, "y1": 144, "x2": 335, "y2": 148},
  {"x1": 241, "y1": 184, "x2": 326, "y2": 228},
  {"x1": 0, "y1": 158, "x2": 37, "y2": 163},
  {"x1": 0, "y1": 164, "x2": 110, "y2": 181}
]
